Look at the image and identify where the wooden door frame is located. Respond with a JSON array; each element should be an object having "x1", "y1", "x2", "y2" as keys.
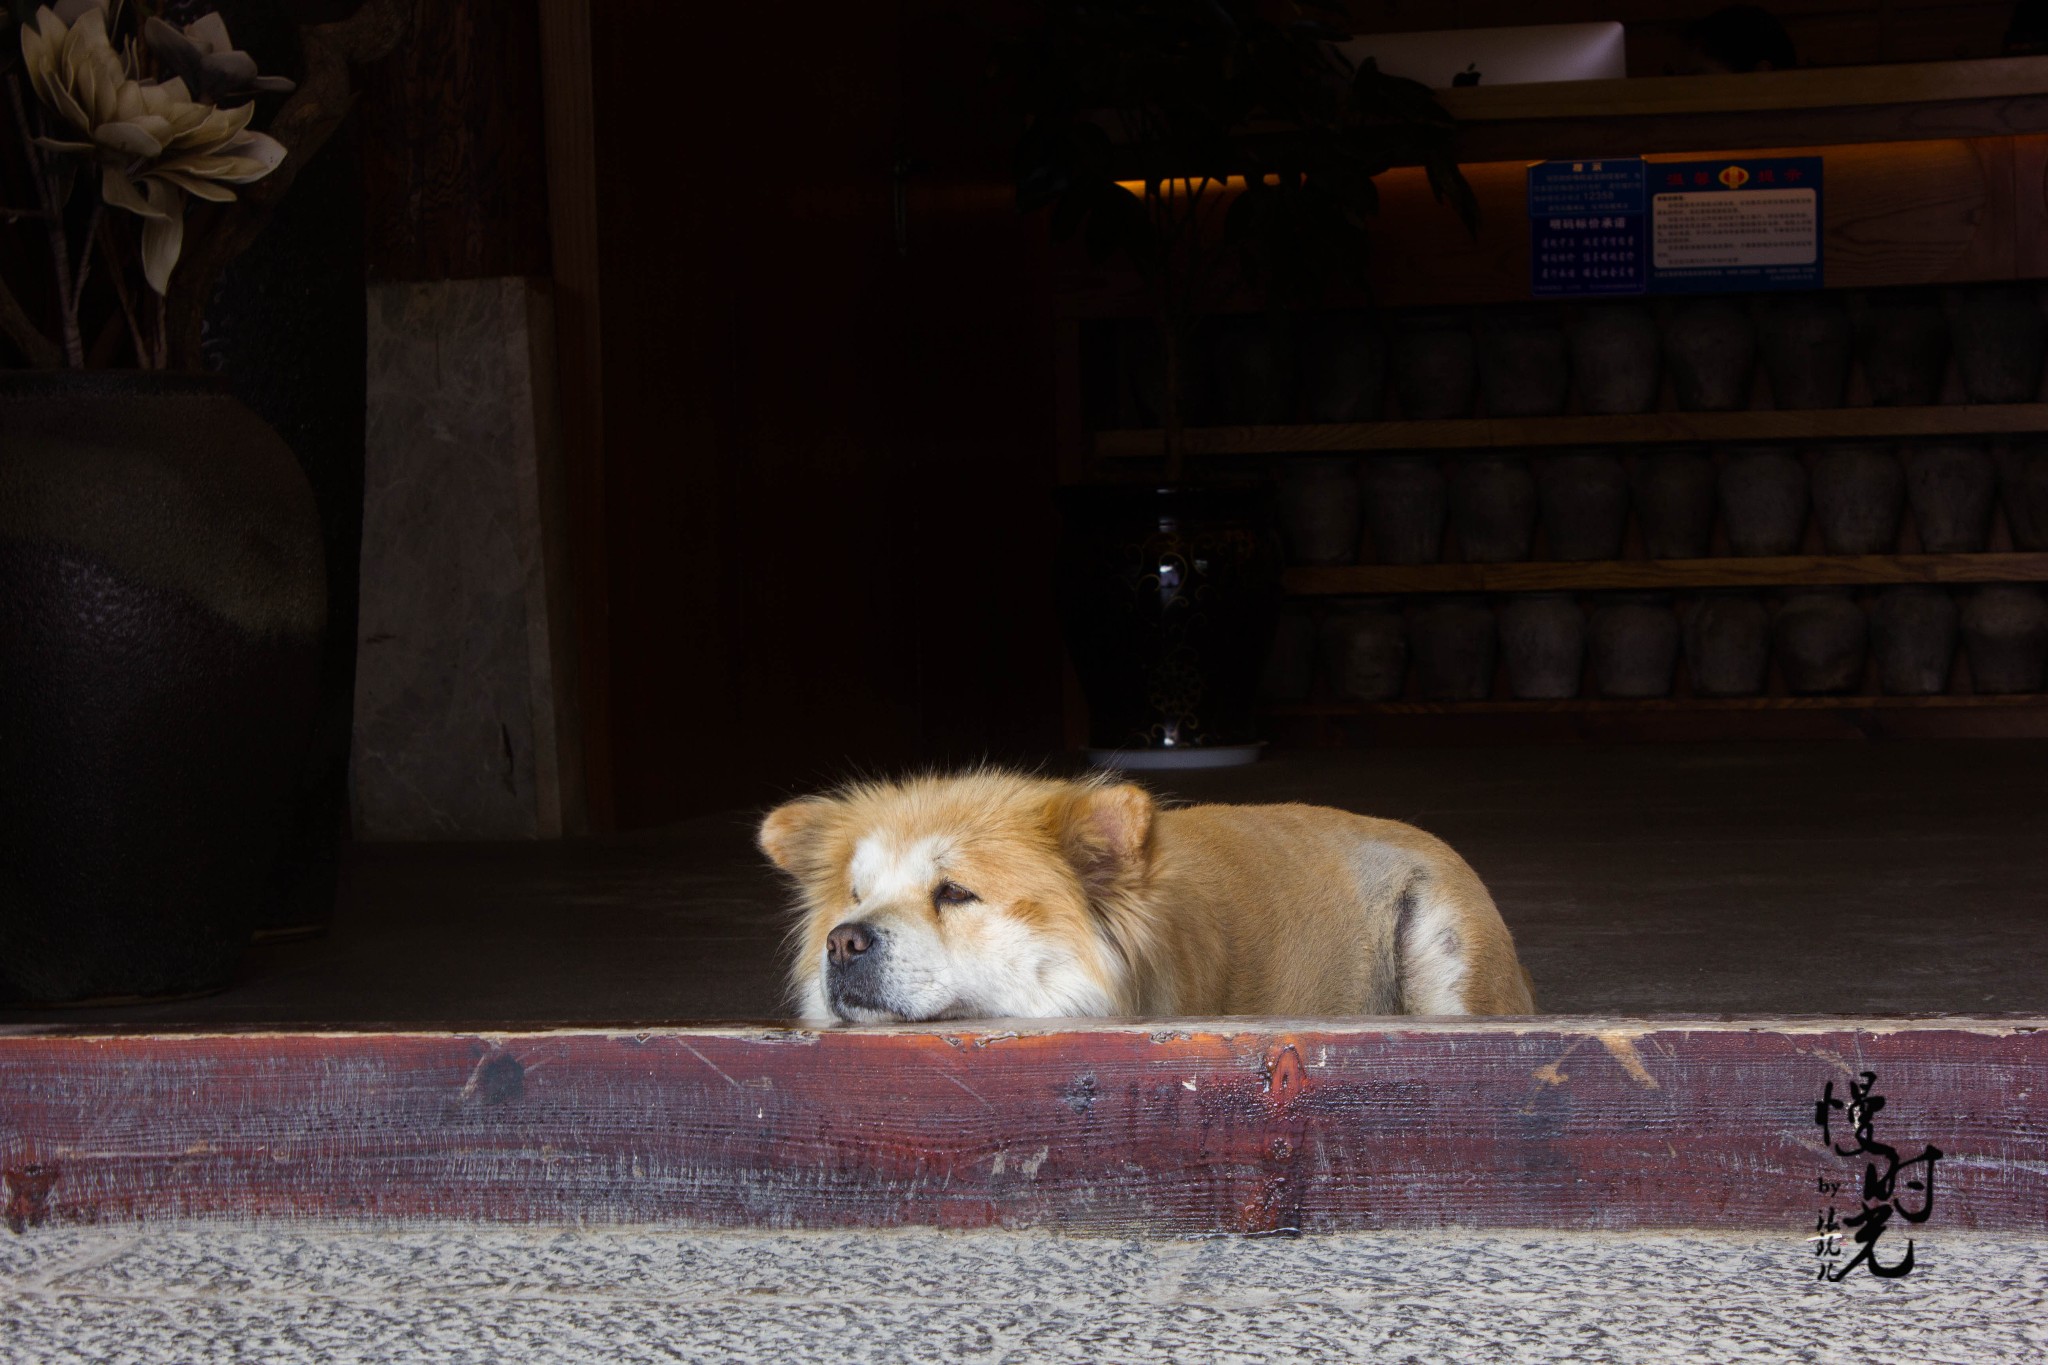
[{"x1": 536, "y1": 0, "x2": 614, "y2": 831}]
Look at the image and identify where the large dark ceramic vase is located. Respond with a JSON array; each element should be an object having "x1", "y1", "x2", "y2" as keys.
[
  {"x1": 1319, "y1": 598, "x2": 1409, "y2": 702},
  {"x1": 1961, "y1": 585, "x2": 2048, "y2": 694},
  {"x1": 1393, "y1": 311, "x2": 1477, "y2": 419},
  {"x1": 1683, "y1": 592, "x2": 1771, "y2": 697},
  {"x1": 1634, "y1": 448, "x2": 1717, "y2": 559},
  {"x1": 1948, "y1": 284, "x2": 2046, "y2": 404},
  {"x1": 1361, "y1": 456, "x2": 1446, "y2": 564},
  {"x1": 1208, "y1": 313, "x2": 1297, "y2": 425},
  {"x1": 1277, "y1": 458, "x2": 1361, "y2": 565},
  {"x1": 1055, "y1": 485, "x2": 1283, "y2": 753},
  {"x1": 0, "y1": 372, "x2": 326, "y2": 1004},
  {"x1": 1855, "y1": 289, "x2": 1949, "y2": 407},
  {"x1": 1664, "y1": 296, "x2": 1755, "y2": 411},
  {"x1": 1499, "y1": 592, "x2": 1584, "y2": 699},
  {"x1": 1536, "y1": 450, "x2": 1628, "y2": 561},
  {"x1": 1568, "y1": 304, "x2": 1660, "y2": 414},
  {"x1": 1298, "y1": 311, "x2": 1386, "y2": 423},
  {"x1": 1590, "y1": 592, "x2": 1679, "y2": 698},
  {"x1": 1758, "y1": 292, "x2": 1852, "y2": 409},
  {"x1": 1904, "y1": 441, "x2": 1996, "y2": 553},
  {"x1": 1718, "y1": 445, "x2": 1808, "y2": 556},
  {"x1": 1476, "y1": 308, "x2": 1570, "y2": 417},
  {"x1": 1811, "y1": 442, "x2": 1904, "y2": 555},
  {"x1": 1411, "y1": 596, "x2": 1497, "y2": 700},
  {"x1": 1449, "y1": 454, "x2": 1536, "y2": 563},
  {"x1": 1775, "y1": 588, "x2": 1868, "y2": 695},
  {"x1": 1870, "y1": 586, "x2": 1958, "y2": 696}
]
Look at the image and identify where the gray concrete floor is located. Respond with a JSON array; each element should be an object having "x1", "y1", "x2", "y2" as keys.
[
  {"x1": 10, "y1": 741, "x2": 2047, "y2": 1026},
  {"x1": 4, "y1": 1224, "x2": 2043, "y2": 1364}
]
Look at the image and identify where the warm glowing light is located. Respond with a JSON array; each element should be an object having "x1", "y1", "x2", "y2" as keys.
[{"x1": 1113, "y1": 174, "x2": 1283, "y2": 195}]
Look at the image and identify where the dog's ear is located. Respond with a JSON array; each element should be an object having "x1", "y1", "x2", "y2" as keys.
[
  {"x1": 758, "y1": 796, "x2": 836, "y2": 874},
  {"x1": 1057, "y1": 782, "x2": 1155, "y2": 898}
]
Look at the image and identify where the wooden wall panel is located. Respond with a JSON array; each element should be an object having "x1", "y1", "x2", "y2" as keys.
[
  {"x1": 0, "y1": 1023, "x2": 2038, "y2": 1235},
  {"x1": 358, "y1": 0, "x2": 552, "y2": 282},
  {"x1": 579, "y1": 0, "x2": 1064, "y2": 825}
]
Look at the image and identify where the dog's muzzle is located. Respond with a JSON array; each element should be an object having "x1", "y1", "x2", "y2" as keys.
[{"x1": 826, "y1": 920, "x2": 889, "y2": 1018}]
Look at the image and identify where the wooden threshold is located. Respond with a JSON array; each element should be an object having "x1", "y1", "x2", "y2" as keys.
[
  {"x1": 1285, "y1": 553, "x2": 2048, "y2": 594},
  {"x1": 0, "y1": 1021, "x2": 2041, "y2": 1234},
  {"x1": 1093, "y1": 404, "x2": 2048, "y2": 459}
]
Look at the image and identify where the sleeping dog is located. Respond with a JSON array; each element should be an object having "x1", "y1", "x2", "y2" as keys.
[{"x1": 759, "y1": 770, "x2": 1535, "y2": 1025}]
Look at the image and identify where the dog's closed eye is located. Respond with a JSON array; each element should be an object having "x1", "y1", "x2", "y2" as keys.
[{"x1": 932, "y1": 880, "x2": 978, "y2": 908}]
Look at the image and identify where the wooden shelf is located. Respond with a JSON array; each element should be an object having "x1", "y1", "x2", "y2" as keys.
[
  {"x1": 1058, "y1": 131, "x2": 2048, "y2": 313},
  {"x1": 1441, "y1": 57, "x2": 2048, "y2": 161},
  {"x1": 1284, "y1": 553, "x2": 2048, "y2": 595},
  {"x1": 1273, "y1": 694, "x2": 2048, "y2": 716},
  {"x1": 1094, "y1": 404, "x2": 2048, "y2": 459}
]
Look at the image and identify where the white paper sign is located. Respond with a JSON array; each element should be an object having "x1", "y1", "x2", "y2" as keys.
[{"x1": 1652, "y1": 188, "x2": 1818, "y2": 271}]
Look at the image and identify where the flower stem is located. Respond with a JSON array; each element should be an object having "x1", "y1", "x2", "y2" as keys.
[
  {"x1": 70, "y1": 197, "x2": 103, "y2": 313},
  {"x1": 42, "y1": 188, "x2": 83, "y2": 367}
]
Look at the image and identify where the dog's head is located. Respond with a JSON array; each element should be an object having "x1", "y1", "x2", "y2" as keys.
[{"x1": 758, "y1": 772, "x2": 1156, "y2": 1025}]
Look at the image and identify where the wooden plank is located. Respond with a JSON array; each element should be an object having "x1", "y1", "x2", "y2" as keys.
[
  {"x1": 1455, "y1": 96, "x2": 2048, "y2": 162},
  {"x1": 0, "y1": 1023, "x2": 2040, "y2": 1233},
  {"x1": 1271, "y1": 698, "x2": 2048, "y2": 743},
  {"x1": 1284, "y1": 553, "x2": 2048, "y2": 594},
  {"x1": 1437, "y1": 55, "x2": 2048, "y2": 123},
  {"x1": 1273, "y1": 693, "x2": 2048, "y2": 714},
  {"x1": 1094, "y1": 403, "x2": 2048, "y2": 458}
]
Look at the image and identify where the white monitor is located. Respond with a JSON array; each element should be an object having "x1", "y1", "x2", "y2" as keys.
[{"x1": 1339, "y1": 22, "x2": 1628, "y2": 90}]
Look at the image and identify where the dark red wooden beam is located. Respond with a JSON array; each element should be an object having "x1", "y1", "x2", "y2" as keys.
[{"x1": 1, "y1": 1022, "x2": 2039, "y2": 1234}]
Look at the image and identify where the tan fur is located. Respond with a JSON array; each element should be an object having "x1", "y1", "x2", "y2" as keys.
[{"x1": 759, "y1": 770, "x2": 1535, "y2": 1024}]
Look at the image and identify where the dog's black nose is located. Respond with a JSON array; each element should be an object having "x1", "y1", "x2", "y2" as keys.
[{"x1": 827, "y1": 922, "x2": 877, "y2": 967}]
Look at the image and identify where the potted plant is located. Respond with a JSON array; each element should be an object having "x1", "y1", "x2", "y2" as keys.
[
  {"x1": 0, "y1": 0, "x2": 400, "y2": 1004},
  {"x1": 1002, "y1": 0, "x2": 1472, "y2": 761}
]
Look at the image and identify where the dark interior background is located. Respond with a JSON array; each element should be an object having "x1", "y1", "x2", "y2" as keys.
[
  {"x1": 221, "y1": 0, "x2": 2035, "y2": 832},
  {"x1": 350, "y1": 0, "x2": 1063, "y2": 829}
]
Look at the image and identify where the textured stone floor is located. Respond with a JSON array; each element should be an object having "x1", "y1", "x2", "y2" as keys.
[
  {"x1": 7, "y1": 740, "x2": 2045, "y2": 1026},
  {"x1": 2, "y1": 1224, "x2": 2043, "y2": 1364}
]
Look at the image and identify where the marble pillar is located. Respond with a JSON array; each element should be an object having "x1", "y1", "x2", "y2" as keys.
[{"x1": 355, "y1": 278, "x2": 583, "y2": 839}]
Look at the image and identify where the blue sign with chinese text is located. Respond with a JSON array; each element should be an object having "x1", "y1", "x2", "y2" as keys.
[{"x1": 1529, "y1": 158, "x2": 1647, "y2": 297}]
